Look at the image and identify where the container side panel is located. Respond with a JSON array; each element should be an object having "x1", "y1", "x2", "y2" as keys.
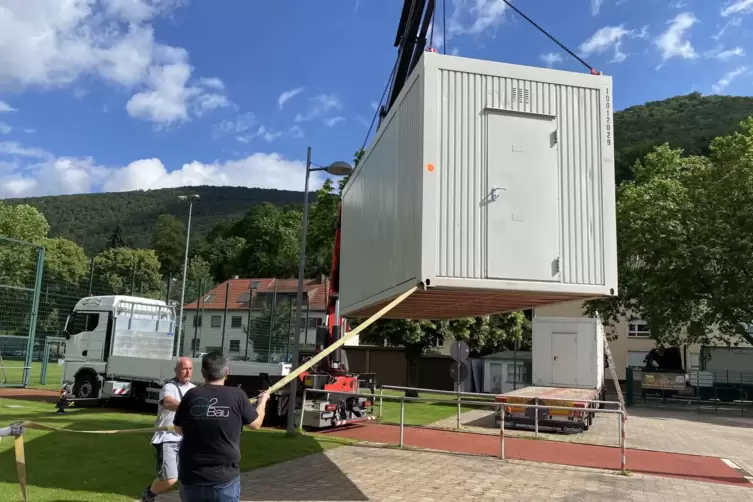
[
  {"x1": 437, "y1": 69, "x2": 488, "y2": 279},
  {"x1": 340, "y1": 76, "x2": 424, "y2": 313},
  {"x1": 435, "y1": 66, "x2": 607, "y2": 286}
]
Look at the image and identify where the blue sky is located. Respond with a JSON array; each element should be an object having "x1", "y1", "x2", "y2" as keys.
[{"x1": 0, "y1": 0, "x2": 752, "y2": 199}]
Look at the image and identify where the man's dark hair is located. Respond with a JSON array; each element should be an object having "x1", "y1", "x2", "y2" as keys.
[{"x1": 201, "y1": 352, "x2": 228, "y2": 381}]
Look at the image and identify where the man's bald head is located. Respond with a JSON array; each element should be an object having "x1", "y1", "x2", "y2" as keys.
[{"x1": 175, "y1": 357, "x2": 193, "y2": 383}]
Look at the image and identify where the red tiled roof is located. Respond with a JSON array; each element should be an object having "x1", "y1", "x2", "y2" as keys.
[{"x1": 183, "y1": 278, "x2": 328, "y2": 312}]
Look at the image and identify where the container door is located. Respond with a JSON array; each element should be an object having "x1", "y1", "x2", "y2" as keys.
[
  {"x1": 552, "y1": 331, "x2": 578, "y2": 386},
  {"x1": 486, "y1": 110, "x2": 559, "y2": 282}
]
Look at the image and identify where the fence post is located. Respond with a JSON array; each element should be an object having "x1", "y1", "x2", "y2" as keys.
[
  {"x1": 625, "y1": 367, "x2": 634, "y2": 407},
  {"x1": 23, "y1": 246, "x2": 45, "y2": 388},
  {"x1": 399, "y1": 398, "x2": 405, "y2": 448},
  {"x1": 298, "y1": 389, "x2": 307, "y2": 431},
  {"x1": 620, "y1": 412, "x2": 626, "y2": 472},
  {"x1": 499, "y1": 404, "x2": 505, "y2": 460},
  {"x1": 378, "y1": 387, "x2": 384, "y2": 420}
]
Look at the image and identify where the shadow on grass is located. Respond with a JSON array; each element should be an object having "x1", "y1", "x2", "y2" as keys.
[{"x1": 0, "y1": 414, "x2": 368, "y2": 501}]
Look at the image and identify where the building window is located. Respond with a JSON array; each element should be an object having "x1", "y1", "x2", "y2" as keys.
[
  {"x1": 628, "y1": 321, "x2": 650, "y2": 338},
  {"x1": 506, "y1": 363, "x2": 528, "y2": 383},
  {"x1": 231, "y1": 316, "x2": 242, "y2": 328},
  {"x1": 190, "y1": 339, "x2": 200, "y2": 351},
  {"x1": 211, "y1": 315, "x2": 222, "y2": 328},
  {"x1": 192, "y1": 315, "x2": 202, "y2": 327},
  {"x1": 229, "y1": 340, "x2": 241, "y2": 352}
]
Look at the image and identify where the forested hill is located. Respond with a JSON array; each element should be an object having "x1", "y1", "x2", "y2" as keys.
[
  {"x1": 7, "y1": 186, "x2": 306, "y2": 255},
  {"x1": 4, "y1": 92, "x2": 753, "y2": 254},
  {"x1": 613, "y1": 92, "x2": 753, "y2": 183}
]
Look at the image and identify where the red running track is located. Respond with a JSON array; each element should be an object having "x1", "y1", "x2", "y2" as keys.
[{"x1": 319, "y1": 423, "x2": 751, "y2": 487}]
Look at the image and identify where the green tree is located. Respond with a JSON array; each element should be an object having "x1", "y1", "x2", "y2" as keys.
[
  {"x1": 445, "y1": 312, "x2": 531, "y2": 357},
  {"x1": 152, "y1": 214, "x2": 186, "y2": 275},
  {"x1": 42, "y1": 237, "x2": 89, "y2": 285},
  {"x1": 201, "y1": 236, "x2": 246, "y2": 281},
  {"x1": 232, "y1": 203, "x2": 301, "y2": 277},
  {"x1": 585, "y1": 118, "x2": 753, "y2": 347},
  {"x1": 306, "y1": 178, "x2": 339, "y2": 277},
  {"x1": 248, "y1": 296, "x2": 296, "y2": 362},
  {"x1": 94, "y1": 247, "x2": 162, "y2": 295},
  {"x1": 0, "y1": 202, "x2": 50, "y2": 243},
  {"x1": 105, "y1": 224, "x2": 128, "y2": 250}
]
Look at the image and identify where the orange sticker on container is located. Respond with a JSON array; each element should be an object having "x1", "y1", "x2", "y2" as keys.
[{"x1": 427, "y1": 163, "x2": 435, "y2": 172}]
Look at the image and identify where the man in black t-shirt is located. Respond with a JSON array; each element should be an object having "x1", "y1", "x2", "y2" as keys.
[{"x1": 173, "y1": 352, "x2": 269, "y2": 502}]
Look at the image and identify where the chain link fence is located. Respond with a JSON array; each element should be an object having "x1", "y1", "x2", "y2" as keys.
[{"x1": 0, "y1": 236, "x2": 44, "y2": 387}]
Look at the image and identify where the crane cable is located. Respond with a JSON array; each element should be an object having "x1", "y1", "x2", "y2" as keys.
[{"x1": 501, "y1": 0, "x2": 601, "y2": 75}]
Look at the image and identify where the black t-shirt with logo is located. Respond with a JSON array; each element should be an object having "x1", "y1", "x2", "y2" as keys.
[{"x1": 173, "y1": 385, "x2": 259, "y2": 486}]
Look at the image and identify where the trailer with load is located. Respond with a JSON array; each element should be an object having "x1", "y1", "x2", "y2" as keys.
[{"x1": 495, "y1": 316, "x2": 605, "y2": 433}]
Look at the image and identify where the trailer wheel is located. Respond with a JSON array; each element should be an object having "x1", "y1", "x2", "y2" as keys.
[{"x1": 73, "y1": 372, "x2": 99, "y2": 399}]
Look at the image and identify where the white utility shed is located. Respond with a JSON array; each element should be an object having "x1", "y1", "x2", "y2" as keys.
[
  {"x1": 340, "y1": 51, "x2": 618, "y2": 320},
  {"x1": 532, "y1": 316, "x2": 605, "y2": 390}
]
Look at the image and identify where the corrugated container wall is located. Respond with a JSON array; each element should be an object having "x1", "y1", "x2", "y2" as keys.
[
  {"x1": 532, "y1": 317, "x2": 605, "y2": 390},
  {"x1": 340, "y1": 52, "x2": 618, "y2": 320}
]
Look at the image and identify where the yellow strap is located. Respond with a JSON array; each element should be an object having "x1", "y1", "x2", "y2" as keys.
[{"x1": 9, "y1": 286, "x2": 418, "y2": 500}]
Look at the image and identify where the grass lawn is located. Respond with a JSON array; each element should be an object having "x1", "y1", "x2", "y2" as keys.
[
  {"x1": 376, "y1": 389, "x2": 496, "y2": 427},
  {"x1": 1, "y1": 361, "x2": 63, "y2": 391},
  {"x1": 0, "y1": 398, "x2": 347, "y2": 502}
]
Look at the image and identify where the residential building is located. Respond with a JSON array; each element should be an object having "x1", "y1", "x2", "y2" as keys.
[{"x1": 181, "y1": 276, "x2": 357, "y2": 362}]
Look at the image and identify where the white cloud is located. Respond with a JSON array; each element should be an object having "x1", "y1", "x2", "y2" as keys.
[
  {"x1": 540, "y1": 52, "x2": 563, "y2": 67},
  {"x1": 579, "y1": 25, "x2": 642, "y2": 63},
  {"x1": 237, "y1": 125, "x2": 283, "y2": 144},
  {"x1": 705, "y1": 46, "x2": 746, "y2": 61},
  {"x1": 288, "y1": 125, "x2": 304, "y2": 139},
  {"x1": 323, "y1": 116, "x2": 345, "y2": 127},
  {"x1": 448, "y1": 0, "x2": 508, "y2": 37},
  {"x1": 0, "y1": 140, "x2": 323, "y2": 198},
  {"x1": 0, "y1": 1, "x2": 228, "y2": 126},
  {"x1": 294, "y1": 94, "x2": 344, "y2": 124},
  {"x1": 591, "y1": 0, "x2": 604, "y2": 16},
  {"x1": 0, "y1": 122, "x2": 11, "y2": 134},
  {"x1": 0, "y1": 101, "x2": 18, "y2": 113},
  {"x1": 711, "y1": 66, "x2": 747, "y2": 93},
  {"x1": 721, "y1": 0, "x2": 753, "y2": 17},
  {"x1": 198, "y1": 77, "x2": 225, "y2": 90},
  {"x1": 713, "y1": 18, "x2": 742, "y2": 41},
  {"x1": 212, "y1": 112, "x2": 257, "y2": 138},
  {"x1": 278, "y1": 87, "x2": 303, "y2": 110},
  {"x1": 654, "y1": 13, "x2": 698, "y2": 64}
]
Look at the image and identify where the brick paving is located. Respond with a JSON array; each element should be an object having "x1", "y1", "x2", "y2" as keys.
[{"x1": 159, "y1": 446, "x2": 753, "y2": 501}]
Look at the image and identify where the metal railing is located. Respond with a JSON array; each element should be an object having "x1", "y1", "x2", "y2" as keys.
[
  {"x1": 379, "y1": 384, "x2": 624, "y2": 432},
  {"x1": 299, "y1": 387, "x2": 628, "y2": 472}
]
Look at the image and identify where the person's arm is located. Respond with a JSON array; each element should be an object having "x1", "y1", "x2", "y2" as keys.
[
  {"x1": 172, "y1": 394, "x2": 187, "y2": 436},
  {"x1": 243, "y1": 391, "x2": 269, "y2": 430},
  {"x1": 0, "y1": 423, "x2": 24, "y2": 437},
  {"x1": 160, "y1": 383, "x2": 181, "y2": 411}
]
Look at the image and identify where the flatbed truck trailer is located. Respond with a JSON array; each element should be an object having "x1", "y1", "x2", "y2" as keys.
[{"x1": 494, "y1": 385, "x2": 604, "y2": 433}]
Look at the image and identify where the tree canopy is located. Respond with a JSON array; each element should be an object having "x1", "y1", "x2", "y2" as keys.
[{"x1": 586, "y1": 118, "x2": 753, "y2": 347}]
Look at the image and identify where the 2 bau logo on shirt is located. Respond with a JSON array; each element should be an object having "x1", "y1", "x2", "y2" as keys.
[{"x1": 189, "y1": 397, "x2": 231, "y2": 419}]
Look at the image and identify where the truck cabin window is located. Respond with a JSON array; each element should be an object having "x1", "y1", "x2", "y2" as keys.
[{"x1": 66, "y1": 312, "x2": 100, "y2": 336}]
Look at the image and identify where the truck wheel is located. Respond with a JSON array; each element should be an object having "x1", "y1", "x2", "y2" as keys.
[{"x1": 73, "y1": 373, "x2": 98, "y2": 399}]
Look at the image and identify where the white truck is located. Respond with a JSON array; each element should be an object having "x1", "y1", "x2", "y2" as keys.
[
  {"x1": 58, "y1": 295, "x2": 290, "y2": 408},
  {"x1": 494, "y1": 316, "x2": 606, "y2": 433}
]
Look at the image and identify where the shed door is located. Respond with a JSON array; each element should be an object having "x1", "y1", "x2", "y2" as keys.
[
  {"x1": 552, "y1": 332, "x2": 578, "y2": 386},
  {"x1": 486, "y1": 111, "x2": 559, "y2": 282}
]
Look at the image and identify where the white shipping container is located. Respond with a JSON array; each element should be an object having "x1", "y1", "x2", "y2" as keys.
[
  {"x1": 340, "y1": 51, "x2": 618, "y2": 320},
  {"x1": 532, "y1": 316, "x2": 605, "y2": 390}
]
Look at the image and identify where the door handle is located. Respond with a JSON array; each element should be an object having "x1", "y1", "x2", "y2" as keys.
[{"x1": 491, "y1": 187, "x2": 506, "y2": 201}]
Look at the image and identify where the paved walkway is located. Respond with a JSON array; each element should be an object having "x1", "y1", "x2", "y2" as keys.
[
  {"x1": 160, "y1": 446, "x2": 753, "y2": 501},
  {"x1": 319, "y1": 422, "x2": 751, "y2": 487},
  {"x1": 429, "y1": 406, "x2": 753, "y2": 475}
]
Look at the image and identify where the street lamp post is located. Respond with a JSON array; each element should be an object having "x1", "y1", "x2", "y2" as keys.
[
  {"x1": 286, "y1": 146, "x2": 353, "y2": 436},
  {"x1": 175, "y1": 194, "x2": 200, "y2": 358}
]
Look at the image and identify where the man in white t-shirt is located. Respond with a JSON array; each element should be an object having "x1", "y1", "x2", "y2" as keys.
[{"x1": 141, "y1": 357, "x2": 195, "y2": 502}]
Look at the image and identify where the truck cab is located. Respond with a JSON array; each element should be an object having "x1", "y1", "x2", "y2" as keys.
[{"x1": 61, "y1": 295, "x2": 175, "y2": 399}]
